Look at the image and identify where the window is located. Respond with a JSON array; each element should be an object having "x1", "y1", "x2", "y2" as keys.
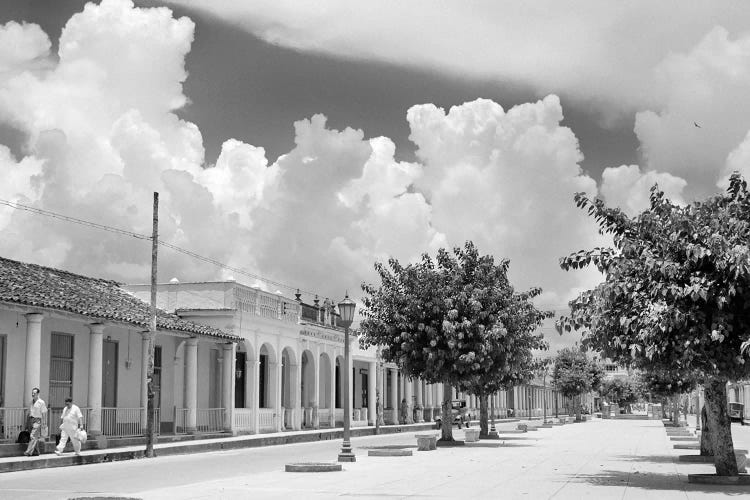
[{"x1": 50, "y1": 333, "x2": 74, "y2": 407}]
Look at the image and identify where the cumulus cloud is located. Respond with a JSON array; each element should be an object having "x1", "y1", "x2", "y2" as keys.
[
  {"x1": 600, "y1": 165, "x2": 687, "y2": 216},
  {"x1": 0, "y1": 21, "x2": 50, "y2": 73},
  {"x1": 0, "y1": 0, "x2": 609, "y2": 336},
  {"x1": 168, "y1": 0, "x2": 750, "y2": 118},
  {"x1": 635, "y1": 27, "x2": 750, "y2": 198}
]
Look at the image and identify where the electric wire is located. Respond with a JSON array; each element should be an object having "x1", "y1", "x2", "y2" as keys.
[{"x1": 0, "y1": 198, "x2": 320, "y2": 298}]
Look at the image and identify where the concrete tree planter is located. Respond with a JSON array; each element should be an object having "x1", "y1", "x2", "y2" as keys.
[{"x1": 285, "y1": 462, "x2": 342, "y2": 472}]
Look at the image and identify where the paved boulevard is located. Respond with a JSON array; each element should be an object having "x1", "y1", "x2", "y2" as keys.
[{"x1": 1, "y1": 419, "x2": 749, "y2": 499}]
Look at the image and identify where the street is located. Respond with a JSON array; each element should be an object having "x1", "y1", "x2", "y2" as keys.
[{"x1": 1, "y1": 419, "x2": 749, "y2": 499}]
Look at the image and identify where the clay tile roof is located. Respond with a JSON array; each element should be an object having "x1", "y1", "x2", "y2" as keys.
[{"x1": 0, "y1": 256, "x2": 240, "y2": 341}]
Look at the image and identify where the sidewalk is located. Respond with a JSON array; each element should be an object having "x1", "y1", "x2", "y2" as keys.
[{"x1": 1, "y1": 419, "x2": 524, "y2": 473}]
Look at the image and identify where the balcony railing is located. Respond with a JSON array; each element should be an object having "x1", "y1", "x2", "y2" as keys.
[
  {"x1": 196, "y1": 408, "x2": 224, "y2": 433},
  {"x1": 0, "y1": 407, "x2": 27, "y2": 441},
  {"x1": 233, "y1": 408, "x2": 254, "y2": 432},
  {"x1": 257, "y1": 408, "x2": 276, "y2": 432},
  {"x1": 98, "y1": 407, "x2": 161, "y2": 438}
]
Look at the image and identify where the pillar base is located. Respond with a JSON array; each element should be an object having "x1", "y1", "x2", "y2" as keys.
[{"x1": 337, "y1": 452, "x2": 356, "y2": 462}]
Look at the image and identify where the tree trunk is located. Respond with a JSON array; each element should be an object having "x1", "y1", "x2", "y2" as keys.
[
  {"x1": 660, "y1": 397, "x2": 667, "y2": 419},
  {"x1": 704, "y1": 377, "x2": 737, "y2": 476},
  {"x1": 671, "y1": 394, "x2": 680, "y2": 426},
  {"x1": 700, "y1": 405, "x2": 713, "y2": 457},
  {"x1": 575, "y1": 394, "x2": 582, "y2": 422},
  {"x1": 479, "y1": 394, "x2": 489, "y2": 437},
  {"x1": 440, "y1": 382, "x2": 454, "y2": 442}
]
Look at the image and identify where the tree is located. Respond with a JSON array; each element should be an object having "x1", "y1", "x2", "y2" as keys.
[
  {"x1": 558, "y1": 174, "x2": 750, "y2": 476},
  {"x1": 459, "y1": 288, "x2": 550, "y2": 437},
  {"x1": 552, "y1": 347, "x2": 603, "y2": 421},
  {"x1": 638, "y1": 370, "x2": 703, "y2": 451},
  {"x1": 359, "y1": 241, "x2": 536, "y2": 442},
  {"x1": 599, "y1": 378, "x2": 640, "y2": 414}
]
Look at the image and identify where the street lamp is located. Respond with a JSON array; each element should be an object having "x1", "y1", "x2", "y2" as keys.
[{"x1": 337, "y1": 292, "x2": 356, "y2": 462}]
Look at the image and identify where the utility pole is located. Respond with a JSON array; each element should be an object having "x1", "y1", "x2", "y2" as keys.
[{"x1": 146, "y1": 192, "x2": 158, "y2": 457}]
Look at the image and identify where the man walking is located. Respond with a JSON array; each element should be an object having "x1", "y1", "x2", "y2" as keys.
[
  {"x1": 24, "y1": 387, "x2": 48, "y2": 456},
  {"x1": 55, "y1": 397, "x2": 84, "y2": 456}
]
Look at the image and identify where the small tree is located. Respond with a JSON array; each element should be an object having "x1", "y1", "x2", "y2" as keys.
[
  {"x1": 459, "y1": 288, "x2": 550, "y2": 437},
  {"x1": 638, "y1": 370, "x2": 703, "y2": 450},
  {"x1": 558, "y1": 174, "x2": 750, "y2": 476},
  {"x1": 360, "y1": 241, "x2": 524, "y2": 442},
  {"x1": 552, "y1": 347, "x2": 603, "y2": 421},
  {"x1": 599, "y1": 378, "x2": 640, "y2": 414}
]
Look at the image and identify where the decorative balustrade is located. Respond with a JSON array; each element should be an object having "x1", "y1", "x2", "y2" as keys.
[
  {"x1": 196, "y1": 408, "x2": 224, "y2": 433},
  {"x1": 1, "y1": 407, "x2": 27, "y2": 441},
  {"x1": 233, "y1": 408, "x2": 254, "y2": 432},
  {"x1": 334, "y1": 408, "x2": 344, "y2": 425},
  {"x1": 258, "y1": 408, "x2": 276, "y2": 432},
  {"x1": 174, "y1": 407, "x2": 189, "y2": 434},
  {"x1": 318, "y1": 408, "x2": 331, "y2": 427},
  {"x1": 98, "y1": 407, "x2": 160, "y2": 438}
]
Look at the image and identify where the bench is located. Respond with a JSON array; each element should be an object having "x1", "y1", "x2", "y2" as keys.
[
  {"x1": 416, "y1": 433, "x2": 438, "y2": 451},
  {"x1": 464, "y1": 428, "x2": 480, "y2": 442}
]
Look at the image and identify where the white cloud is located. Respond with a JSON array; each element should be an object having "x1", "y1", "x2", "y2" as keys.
[
  {"x1": 0, "y1": 0, "x2": 610, "y2": 333},
  {"x1": 169, "y1": 0, "x2": 750, "y2": 117},
  {"x1": 600, "y1": 165, "x2": 687, "y2": 216},
  {"x1": 0, "y1": 21, "x2": 50, "y2": 73},
  {"x1": 634, "y1": 27, "x2": 750, "y2": 198},
  {"x1": 406, "y1": 95, "x2": 605, "y2": 299}
]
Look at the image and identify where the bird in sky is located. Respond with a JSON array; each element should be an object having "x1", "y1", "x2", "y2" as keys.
[{"x1": 694, "y1": 122, "x2": 702, "y2": 128}]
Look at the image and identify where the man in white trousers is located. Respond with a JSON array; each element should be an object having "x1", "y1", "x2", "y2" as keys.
[{"x1": 55, "y1": 397, "x2": 83, "y2": 456}]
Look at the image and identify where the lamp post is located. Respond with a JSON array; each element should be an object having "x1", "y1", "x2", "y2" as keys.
[{"x1": 337, "y1": 292, "x2": 356, "y2": 462}]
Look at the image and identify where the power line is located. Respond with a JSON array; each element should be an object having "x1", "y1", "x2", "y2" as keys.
[{"x1": 0, "y1": 198, "x2": 319, "y2": 298}]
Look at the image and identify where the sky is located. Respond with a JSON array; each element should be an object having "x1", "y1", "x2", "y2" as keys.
[{"x1": 2, "y1": 0, "x2": 750, "y2": 352}]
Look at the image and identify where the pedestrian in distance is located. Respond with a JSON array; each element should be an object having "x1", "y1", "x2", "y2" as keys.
[
  {"x1": 24, "y1": 387, "x2": 48, "y2": 456},
  {"x1": 55, "y1": 397, "x2": 84, "y2": 456}
]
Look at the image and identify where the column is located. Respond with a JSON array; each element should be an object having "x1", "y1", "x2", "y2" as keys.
[
  {"x1": 85, "y1": 323, "x2": 104, "y2": 436},
  {"x1": 404, "y1": 377, "x2": 414, "y2": 424},
  {"x1": 247, "y1": 355, "x2": 259, "y2": 434},
  {"x1": 425, "y1": 382, "x2": 433, "y2": 421},
  {"x1": 23, "y1": 313, "x2": 44, "y2": 406},
  {"x1": 221, "y1": 343, "x2": 235, "y2": 432},
  {"x1": 185, "y1": 338, "x2": 198, "y2": 433},
  {"x1": 367, "y1": 361, "x2": 377, "y2": 425},
  {"x1": 347, "y1": 354, "x2": 354, "y2": 423},
  {"x1": 389, "y1": 368, "x2": 398, "y2": 422},
  {"x1": 415, "y1": 379, "x2": 424, "y2": 422},
  {"x1": 313, "y1": 352, "x2": 320, "y2": 429},
  {"x1": 330, "y1": 358, "x2": 336, "y2": 427},
  {"x1": 140, "y1": 332, "x2": 150, "y2": 430},
  {"x1": 274, "y1": 360, "x2": 283, "y2": 431},
  {"x1": 292, "y1": 359, "x2": 301, "y2": 430}
]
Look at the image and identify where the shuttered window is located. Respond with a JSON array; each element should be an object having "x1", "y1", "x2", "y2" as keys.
[{"x1": 50, "y1": 333, "x2": 74, "y2": 407}]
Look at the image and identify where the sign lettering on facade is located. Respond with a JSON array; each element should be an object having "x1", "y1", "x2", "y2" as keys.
[{"x1": 299, "y1": 328, "x2": 344, "y2": 344}]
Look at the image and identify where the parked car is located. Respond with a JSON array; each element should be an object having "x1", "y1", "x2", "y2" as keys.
[
  {"x1": 434, "y1": 400, "x2": 470, "y2": 428},
  {"x1": 729, "y1": 402, "x2": 745, "y2": 425}
]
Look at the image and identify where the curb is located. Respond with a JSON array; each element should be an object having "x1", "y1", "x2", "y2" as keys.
[{"x1": 0, "y1": 423, "x2": 436, "y2": 474}]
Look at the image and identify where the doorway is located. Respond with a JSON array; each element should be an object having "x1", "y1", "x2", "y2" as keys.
[{"x1": 102, "y1": 339, "x2": 118, "y2": 407}]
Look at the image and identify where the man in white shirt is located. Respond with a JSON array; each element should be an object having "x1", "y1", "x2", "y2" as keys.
[
  {"x1": 24, "y1": 387, "x2": 48, "y2": 456},
  {"x1": 55, "y1": 397, "x2": 84, "y2": 456}
]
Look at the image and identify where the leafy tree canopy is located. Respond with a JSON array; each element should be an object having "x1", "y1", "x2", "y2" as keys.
[
  {"x1": 637, "y1": 369, "x2": 698, "y2": 399},
  {"x1": 557, "y1": 173, "x2": 750, "y2": 381},
  {"x1": 552, "y1": 347, "x2": 603, "y2": 399},
  {"x1": 599, "y1": 377, "x2": 640, "y2": 406},
  {"x1": 359, "y1": 241, "x2": 547, "y2": 388}
]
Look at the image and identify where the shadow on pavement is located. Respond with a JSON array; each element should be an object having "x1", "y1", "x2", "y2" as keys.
[
  {"x1": 613, "y1": 454, "x2": 677, "y2": 464},
  {"x1": 357, "y1": 445, "x2": 417, "y2": 450},
  {"x1": 568, "y1": 469, "x2": 748, "y2": 495},
  {"x1": 465, "y1": 442, "x2": 503, "y2": 448}
]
